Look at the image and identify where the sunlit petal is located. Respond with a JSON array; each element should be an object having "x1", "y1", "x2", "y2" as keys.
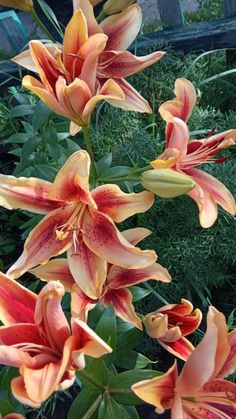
[
  {"x1": 68, "y1": 242, "x2": 107, "y2": 299},
  {"x1": 92, "y1": 184, "x2": 154, "y2": 222},
  {"x1": 30, "y1": 259, "x2": 75, "y2": 292},
  {"x1": 103, "y1": 288, "x2": 142, "y2": 329},
  {"x1": 0, "y1": 272, "x2": 36, "y2": 325},
  {"x1": 82, "y1": 78, "x2": 125, "y2": 124},
  {"x1": 0, "y1": 174, "x2": 60, "y2": 214},
  {"x1": 187, "y1": 168, "x2": 236, "y2": 223},
  {"x1": 12, "y1": 43, "x2": 62, "y2": 73},
  {"x1": 73, "y1": 0, "x2": 102, "y2": 36},
  {"x1": 132, "y1": 362, "x2": 177, "y2": 414},
  {"x1": 63, "y1": 10, "x2": 88, "y2": 72},
  {"x1": 187, "y1": 180, "x2": 218, "y2": 229},
  {"x1": 82, "y1": 208, "x2": 157, "y2": 269},
  {"x1": 101, "y1": 4, "x2": 142, "y2": 50},
  {"x1": 23, "y1": 76, "x2": 67, "y2": 118},
  {"x1": 11, "y1": 376, "x2": 41, "y2": 408},
  {"x1": 71, "y1": 284, "x2": 97, "y2": 321},
  {"x1": 160, "y1": 336, "x2": 195, "y2": 362},
  {"x1": 48, "y1": 150, "x2": 96, "y2": 207},
  {"x1": 121, "y1": 227, "x2": 152, "y2": 246},
  {"x1": 7, "y1": 205, "x2": 75, "y2": 279},
  {"x1": 34, "y1": 281, "x2": 70, "y2": 351},
  {"x1": 71, "y1": 319, "x2": 112, "y2": 365},
  {"x1": 106, "y1": 78, "x2": 152, "y2": 113},
  {"x1": 107, "y1": 262, "x2": 171, "y2": 289},
  {"x1": 99, "y1": 50, "x2": 165, "y2": 79}
]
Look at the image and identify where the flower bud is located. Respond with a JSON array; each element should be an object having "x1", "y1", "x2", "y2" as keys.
[
  {"x1": 103, "y1": 0, "x2": 135, "y2": 15},
  {"x1": 0, "y1": 0, "x2": 33, "y2": 12},
  {"x1": 141, "y1": 168, "x2": 195, "y2": 198}
]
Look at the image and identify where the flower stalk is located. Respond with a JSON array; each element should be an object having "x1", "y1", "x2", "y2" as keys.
[{"x1": 82, "y1": 125, "x2": 97, "y2": 181}]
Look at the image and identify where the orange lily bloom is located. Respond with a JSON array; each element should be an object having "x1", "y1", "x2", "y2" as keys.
[
  {"x1": 1, "y1": 414, "x2": 25, "y2": 419},
  {"x1": 132, "y1": 306, "x2": 236, "y2": 418},
  {"x1": 0, "y1": 272, "x2": 111, "y2": 407},
  {"x1": 0, "y1": 0, "x2": 33, "y2": 12},
  {"x1": 151, "y1": 78, "x2": 236, "y2": 228},
  {"x1": 144, "y1": 299, "x2": 202, "y2": 361},
  {"x1": 0, "y1": 150, "x2": 156, "y2": 280},
  {"x1": 30, "y1": 227, "x2": 171, "y2": 329},
  {"x1": 13, "y1": 0, "x2": 164, "y2": 134}
]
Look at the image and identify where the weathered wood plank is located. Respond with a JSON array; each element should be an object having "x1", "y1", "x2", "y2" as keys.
[
  {"x1": 157, "y1": 0, "x2": 184, "y2": 28},
  {"x1": 134, "y1": 17, "x2": 236, "y2": 53},
  {"x1": 224, "y1": 0, "x2": 236, "y2": 17}
]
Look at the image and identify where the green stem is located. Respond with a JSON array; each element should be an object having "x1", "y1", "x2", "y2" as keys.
[
  {"x1": 98, "y1": 176, "x2": 140, "y2": 183},
  {"x1": 30, "y1": 8, "x2": 56, "y2": 42},
  {"x1": 77, "y1": 369, "x2": 105, "y2": 392},
  {"x1": 144, "y1": 283, "x2": 169, "y2": 305},
  {"x1": 82, "y1": 125, "x2": 97, "y2": 181},
  {"x1": 97, "y1": 9, "x2": 107, "y2": 23}
]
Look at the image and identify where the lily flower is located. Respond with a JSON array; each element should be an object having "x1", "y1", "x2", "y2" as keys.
[
  {"x1": 13, "y1": 0, "x2": 164, "y2": 134},
  {"x1": 144, "y1": 299, "x2": 202, "y2": 361},
  {"x1": 30, "y1": 228, "x2": 171, "y2": 329},
  {"x1": 0, "y1": 272, "x2": 111, "y2": 407},
  {"x1": 102, "y1": 0, "x2": 136, "y2": 16},
  {"x1": 1, "y1": 415, "x2": 25, "y2": 419},
  {"x1": 0, "y1": 150, "x2": 156, "y2": 280},
  {"x1": 0, "y1": 0, "x2": 33, "y2": 12},
  {"x1": 151, "y1": 78, "x2": 236, "y2": 227},
  {"x1": 132, "y1": 306, "x2": 236, "y2": 418}
]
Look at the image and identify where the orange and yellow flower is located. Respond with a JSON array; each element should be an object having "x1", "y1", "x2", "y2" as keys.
[
  {"x1": 0, "y1": 272, "x2": 111, "y2": 407},
  {"x1": 13, "y1": 0, "x2": 164, "y2": 134},
  {"x1": 30, "y1": 227, "x2": 171, "y2": 329},
  {"x1": 0, "y1": 150, "x2": 156, "y2": 280},
  {"x1": 144, "y1": 299, "x2": 202, "y2": 361},
  {"x1": 132, "y1": 306, "x2": 236, "y2": 417},
  {"x1": 151, "y1": 78, "x2": 236, "y2": 227}
]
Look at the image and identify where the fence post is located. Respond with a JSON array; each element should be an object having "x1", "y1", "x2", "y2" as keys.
[
  {"x1": 224, "y1": 0, "x2": 236, "y2": 16},
  {"x1": 224, "y1": 0, "x2": 236, "y2": 64},
  {"x1": 157, "y1": 0, "x2": 184, "y2": 28}
]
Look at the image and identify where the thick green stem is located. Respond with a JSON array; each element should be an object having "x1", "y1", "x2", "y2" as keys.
[
  {"x1": 77, "y1": 369, "x2": 105, "y2": 392},
  {"x1": 99, "y1": 176, "x2": 140, "y2": 183},
  {"x1": 144, "y1": 283, "x2": 169, "y2": 305},
  {"x1": 82, "y1": 125, "x2": 97, "y2": 181},
  {"x1": 30, "y1": 8, "x2": 56, "y2": 42}
]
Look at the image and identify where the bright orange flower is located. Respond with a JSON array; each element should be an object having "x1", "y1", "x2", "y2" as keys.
[
  {"x1": 132, "y1": 306, "x2": 236, "y2": 418},
  {"x1": 13, "y1": 0, "x2": 164, "y2": 135},
  {"x1": 30, "y1": 227, "x2": 171, "y2": 329},
  {"x1": 0, "y1": 150, "x2": 156, "y2": 280},
  {"x1": 0, "y1": 0, "x2": 33, "y2": 12},
  {"x1": 0, "y1": 272, "x2": 111, "y2": 407},
  {"x1": 151, "y1": 78, "x2": 236, "y2": 227},
  {"x1": 144, "y1": 299, "x2": 202, "y2": 361}
]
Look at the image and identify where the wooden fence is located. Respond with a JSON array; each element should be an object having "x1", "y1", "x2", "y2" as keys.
[{"x1": 137, "y1": 0, "x2": 236, "y2": 53}]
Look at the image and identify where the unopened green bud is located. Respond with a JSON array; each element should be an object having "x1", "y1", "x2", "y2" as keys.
[
  {"x1": 103, "y1": 0, "x2": 135, "y2": 15},
  {"x1": 141, "y1": 169, "x2": 195, "y2": 198}
]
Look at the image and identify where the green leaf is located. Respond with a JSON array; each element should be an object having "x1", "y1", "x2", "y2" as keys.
[
  {"x1": 109, "y1": 369, "x2": 162, "y2": 405},
  {"x1": 68, "y1": 387, "x2": 102, "y2": 419},
  {"x1": 130, "y1": 286, "x2": 152, "y2": 302},
  {"x1": 114, "y1": 351, "x2": 156, "y2": 370},
  {"x1": 98, "y1": 397, "x2": 125, "y2": 419},
  {"x1": 3, "y1": 133, "x2": 33, "y2": 144},
  {"x1": 9, "y1": 105, "x2": 35, "y2": 118},
  {"x1": 86, "y1": 359, "x2": 109, "y2": 386},
  {"x1": 21, "y1": 135, "x2": 41, "y2": 158},
  {"x1": 32, "y1": 102, "x2": 52, "y2": 131},
  {"x1": 95, "y1": 305, "x2": 117, "y2": 351},
  {"x1": 34, "y1": 165, "x2": 58, "y2": 181},
  {"x1": 43, "y1": 126, "x2": 60, "y2": 159},
  {"x1": 96, "y1": 153, "x2": 112, "y2": 176},
  {"x1": 116, "y1": 325, "x2": 141, "y2": 358},
  {"x1": 37, "y1": 0, "x2": 64, "y2": 37},
  {"x1": 0, "y1": 367, "x2": 19, "y2": 391}
]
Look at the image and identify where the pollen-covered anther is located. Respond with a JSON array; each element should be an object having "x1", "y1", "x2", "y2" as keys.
[{"x1": 55, "y1": 230, "x2": 70, "y2": 241}]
